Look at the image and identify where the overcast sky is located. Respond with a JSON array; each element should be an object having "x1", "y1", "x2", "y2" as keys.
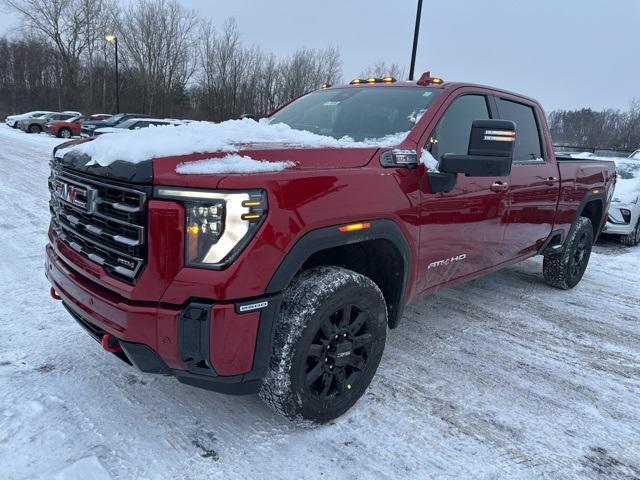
[{"x1": 1, "y1": 0, "x2": 638, "y2": 112}]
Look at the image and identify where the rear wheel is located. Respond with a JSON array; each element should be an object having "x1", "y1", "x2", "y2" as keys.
[
  {"x1": 259, "y1": 266, "x2": 387, "y2": 423},
  {"x1": 620, "y1": 218, "x2": 640, "y2": 246},
  {"x1": 543, "y1": 217, "x2": 594, "y2": 289},
  {"x1": 28, "y1": 124, "x2": 42, "y2": 134},
  {"x1": 58, "y1": 127, "x2": 72, "y2": 139}
]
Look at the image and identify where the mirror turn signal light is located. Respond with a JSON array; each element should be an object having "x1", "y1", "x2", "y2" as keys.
[{"x1": 339, "y1": 222, "x2": 371, "y2": 233}]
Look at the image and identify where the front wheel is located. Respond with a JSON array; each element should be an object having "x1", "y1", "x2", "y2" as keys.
[
  {"x1": 543, "y1": 216, "x2": 594, "y2": 289},
  {"x1": 58, "y1": 127, "x2": 72, "y2": 139},
  {"x1": 28, "y1": 124, "x2": 42, "y2": 134},
  {"x1": 620, "y1": 218, "x2": 640, "y2": 246},
  {"x1": 259, "y1": 266, "x2": 387, "y2": 423}
]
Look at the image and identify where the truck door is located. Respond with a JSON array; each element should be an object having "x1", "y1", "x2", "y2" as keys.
[
  {"x1": 418, "y1": 93, "x2": 511, "y2": 292},
  {"x1": 495, "y1": 97, "x2": 558, "y2": 257}
]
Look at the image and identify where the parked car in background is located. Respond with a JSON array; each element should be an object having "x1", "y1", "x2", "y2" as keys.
[
  {"x1": 93, "y1": 118, "x2": 183, "y2": 135},
  {"x1": 5, "y1": 111, "x2": 54, "y2": 128},
  {"x1": 80, "y1": 113, "x2": 151, "y2": 137},
  {"x1": 604, "y1": 156, "x2": 640, "y2": 245},
  {"x1": 46, "y1": 115, "x2": 89, "y2": 138},
  {"x1": 89, "y1": 114, "x2": 112, "y2": 121},
  {"x1": 18, "y1": 112, "x2": 76, "y2": 134}
]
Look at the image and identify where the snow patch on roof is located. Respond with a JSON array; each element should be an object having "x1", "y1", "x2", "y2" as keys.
[
  {"x1": 55, "y1": 119, "x2": 409, "y2": 167},
  {"x1": 176, "y1": 154, "x2": 295, "y2": 175}
]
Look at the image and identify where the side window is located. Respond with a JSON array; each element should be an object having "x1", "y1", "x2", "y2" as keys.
[
  {"x1": 134, "y1": 121, "x2": 150, "y2": 129},
  {"x1": 431, "y1": 95, "x2": 490, "y2": 159},
  {"x1": 496, "y1": 99, "x2": 543, "y2": 161}
]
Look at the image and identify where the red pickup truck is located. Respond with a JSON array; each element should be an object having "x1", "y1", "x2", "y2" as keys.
[{"x1": 46, "y1": 73, "x2": 616, "y2": 423}]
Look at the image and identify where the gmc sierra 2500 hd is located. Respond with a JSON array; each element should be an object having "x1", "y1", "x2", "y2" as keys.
[{"x1": 46, "y1": 72, "x2": 616, "y2": 422}]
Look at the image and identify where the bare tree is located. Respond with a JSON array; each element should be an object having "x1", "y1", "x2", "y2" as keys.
[
  {"x1": 116, "y1": 0, "x2": 198, "y2": 115},
  {"x1": 3, "y1": 0, "x2": 106, "y2": 105},
  {"x1": 359, "y1": 61, "x2": 405, "y2": 80}
]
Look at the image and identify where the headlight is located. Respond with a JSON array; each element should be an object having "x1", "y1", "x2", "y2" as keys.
[{"x1": 155, "y1": 187, "x2": 267, "y2": 268}]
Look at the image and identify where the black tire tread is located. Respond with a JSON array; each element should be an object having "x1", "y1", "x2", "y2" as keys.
[
  {"x1": 259, "y1": 266, "x2": 386, "y2": 423},
  {"x1": 543, "y1": 216, "x2": 593, "y2": 289}
]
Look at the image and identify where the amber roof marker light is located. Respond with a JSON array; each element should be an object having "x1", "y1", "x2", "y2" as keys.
[
  {"x1": 349, "y1": 77, "x2": 397, "y2": 85},
  {"x1": 416, "y1": 71, "x2": 444, "y2": 86}
]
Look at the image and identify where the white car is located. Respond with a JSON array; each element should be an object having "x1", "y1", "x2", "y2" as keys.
[
  {"x1": 5, "y1": 111, "x2": 55, "y2": 128},
  {"x1": 604, "y1": 156, "x2": 640, "y2": 245}
]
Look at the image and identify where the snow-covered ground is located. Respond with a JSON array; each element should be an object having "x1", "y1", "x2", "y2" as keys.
[{"x1": 1, "y1": 124, "x2": 639, "y2": 479}]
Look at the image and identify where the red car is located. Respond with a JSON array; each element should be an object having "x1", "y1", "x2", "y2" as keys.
[
  {"x1": 46, "y1": 114, "x2": 111, "y2": 138},
  {"x1": 46, "y1": 74, "x2": 616, "y2": 422}
]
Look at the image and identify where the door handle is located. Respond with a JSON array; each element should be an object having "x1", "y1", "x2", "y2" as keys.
[
  {"x1": 544, "y1": 176, "x2": 559, "y2": 186},
  {"x1": 490, "y1": 181, "x2": 509, "y2": 192}
]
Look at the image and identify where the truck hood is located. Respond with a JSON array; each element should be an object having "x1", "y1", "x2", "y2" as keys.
[{"x1": 54, "y1": 141, "x2": 381, "y2": 184}]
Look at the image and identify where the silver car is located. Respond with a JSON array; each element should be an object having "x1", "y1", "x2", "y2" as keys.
[
  {"x1": 5, "y1": 111, "x2": 54, "y2": 128},
  {"x1": 18, "y1": 112, "x2": 75, "y2": 134}
]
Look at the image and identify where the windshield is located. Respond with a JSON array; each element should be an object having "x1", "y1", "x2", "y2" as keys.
[
  {"x1": 270, "y1": 87, "x2": 440, "y2": 141},
  {"x1": 109, "y1": 113, "x2": 126, "y2": 122},
  {"x1": 115, "y1": 119, "x2": 140, "y2": 129},
  {"x1": 631, "y1": 150, "x2": 640, "y2": 160},
  {"x1": 66, "y1": 116, "x2": 82, "y2": 123}
]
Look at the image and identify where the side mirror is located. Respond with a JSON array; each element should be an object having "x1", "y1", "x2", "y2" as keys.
[{"x1": 438, "y1": 120, "x2": 516, "y2": 177}]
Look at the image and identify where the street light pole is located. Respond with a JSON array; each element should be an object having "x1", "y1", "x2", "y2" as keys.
[
  {"x1": 105, "y1": 34, "x2": 120, "y2": 113},
  {"x1": 408, "y1": 0, "x2": 423, "y2": 81}
]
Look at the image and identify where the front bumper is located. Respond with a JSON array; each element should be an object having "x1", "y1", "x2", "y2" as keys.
[
  {"x1": 46, "y1": 244, "x2": 280, "y2": 395},
  {"x1": 604, "y1": 205, "x2": 638, "y2": 235},
  {"x1": 603, "y1": 222, "x2": 635, "y2": 235}
]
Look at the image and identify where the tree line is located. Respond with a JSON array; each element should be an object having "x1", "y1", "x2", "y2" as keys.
[
  {"x1": 0, "y1": 0, "x2": 344, "y2": 120},
  {"x1": 548, "y1": 103, "x2": 640, "y2": 152}
]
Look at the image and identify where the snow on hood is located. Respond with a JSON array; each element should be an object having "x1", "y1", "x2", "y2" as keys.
[
  {"x1": 55, "y1": 118, "x2": 409, "y2": 167},
  {"x1": 176, "y1": 154, "x2": 295, "y2": 175}
]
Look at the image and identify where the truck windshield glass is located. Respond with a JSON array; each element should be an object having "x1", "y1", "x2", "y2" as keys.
[{"x1": 270, "y1": 87, "x2": 440, "y2": 141}]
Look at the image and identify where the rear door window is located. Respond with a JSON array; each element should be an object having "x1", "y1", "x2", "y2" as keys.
[{"x1": 496, "y1": 99, "x2": 543, "y2": 162}]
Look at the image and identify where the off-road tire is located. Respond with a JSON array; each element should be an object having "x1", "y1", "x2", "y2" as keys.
[
  {"x1": 620, "y1": 218, "x2": 640, "y2": 246},
  {"x1": 259, "y1": 266, "x2": 387, "y2": 424},
  {"x1": 28, "y1": 124, "x2": 42, "y2": 134},
  {"x1": 58, "y1": 127, "x2": 72, "y2": 139},
  {"x1": 543, "y1": 216, "x2": 594, "y2": 289}
]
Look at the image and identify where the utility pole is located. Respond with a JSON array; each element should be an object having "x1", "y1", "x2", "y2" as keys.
[{"x1": 409, "y1": 0, "x2": 423, "y2": 81}]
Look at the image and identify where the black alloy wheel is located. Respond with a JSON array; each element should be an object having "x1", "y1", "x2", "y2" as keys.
[
  {"x1": 259, "y1": 266, "x2": 387, "y2": 423},
  {"x1": 305, "y1": 304, "x2": 373, "y2": 401}
]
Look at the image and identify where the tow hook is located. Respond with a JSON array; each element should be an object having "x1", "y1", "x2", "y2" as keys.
[
  {"x1": 50, "y1": 287, "x2": 62, "y2": 300},
  {"x1": 101, "y1": 333, "x2": 123, "y2": 353}
]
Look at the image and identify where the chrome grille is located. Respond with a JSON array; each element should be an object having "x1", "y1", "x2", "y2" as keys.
[{"x1": 49, "y1": 165, "x2": 148, "y2": 283}]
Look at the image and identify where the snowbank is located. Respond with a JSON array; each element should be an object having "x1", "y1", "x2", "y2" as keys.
[
  {"x1": 56, "y1": 119, "x2": 409, "y2": 167},
  {"x1": 176, "y1": 154, "x2": 295, "y2": 175}
]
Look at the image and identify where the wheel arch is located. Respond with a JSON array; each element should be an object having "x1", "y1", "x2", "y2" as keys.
[
  {"x1": 266, "y1": 219, "x2": 411, "y2": 329},
  {"x1": 576, "y1": 192, "x2": 606, "y2": 239}
]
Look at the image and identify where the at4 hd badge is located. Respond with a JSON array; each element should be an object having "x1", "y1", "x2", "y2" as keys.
[{"x1": 428, "y1": 254, "x2": 467, "y2": 270}]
